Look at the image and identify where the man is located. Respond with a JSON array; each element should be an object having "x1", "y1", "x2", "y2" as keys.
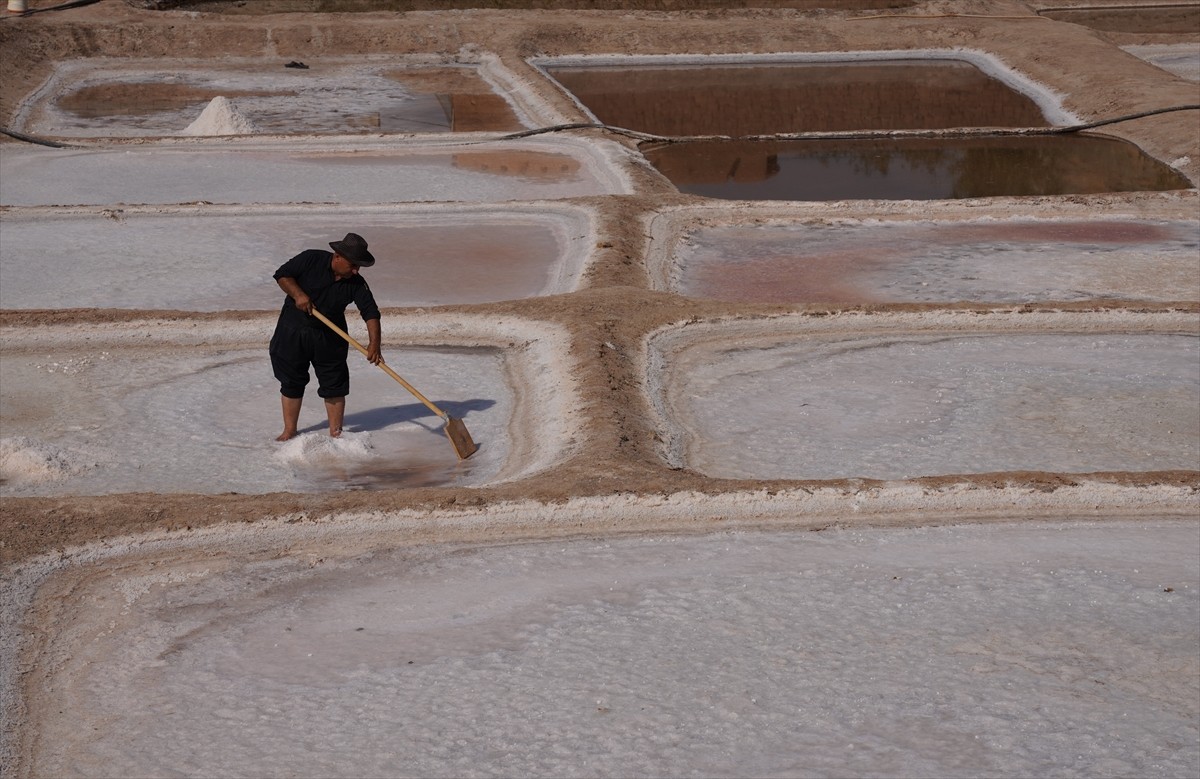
[{"x1": 270, "y1": 232, "x2": 382, "y2": 441}]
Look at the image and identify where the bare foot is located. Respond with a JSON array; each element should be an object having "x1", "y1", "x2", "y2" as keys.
[
  {"x1": 276, "y1": 430, "x2": 297, "y2": 441},
  {"x1": 329, "y1": 428, "x2": 342, "y2": 438}
]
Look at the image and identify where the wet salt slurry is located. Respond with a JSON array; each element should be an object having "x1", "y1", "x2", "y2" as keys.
[{"x1": 18, "y1": 523, "x2": 1199, "y2": 778}]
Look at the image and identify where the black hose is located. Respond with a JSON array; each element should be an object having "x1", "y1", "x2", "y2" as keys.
[
  {"x1": 3, "y1": 104, "x2": 1195, "y2": 149},
  {"x1": 500, "y1": 104, "x2": 1200, "y2": 144},
  {"x1": 0, "y1": 127, "x2": 78, "y2": 147}
]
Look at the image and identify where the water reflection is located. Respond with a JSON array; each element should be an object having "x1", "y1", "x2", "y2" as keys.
[{"x1": 643, "y1": 135, "x2": 1194, "y2": 200}]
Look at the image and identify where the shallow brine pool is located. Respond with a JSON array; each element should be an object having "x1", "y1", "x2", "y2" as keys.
[{"x1": 658, "y1": 331, "x2": 1200, "y2": 480}]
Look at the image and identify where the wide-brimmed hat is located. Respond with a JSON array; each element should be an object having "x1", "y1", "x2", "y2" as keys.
[{"x1": 329, "y1": 232, "x2": 375, "y2": 267}]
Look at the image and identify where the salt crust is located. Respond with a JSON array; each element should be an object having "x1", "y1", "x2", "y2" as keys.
[
  {"x1": 0, "y1": 133, "x2": 638, "y2": 204},
  {"x1": 641, "y1": 308, "x2": 1200, "y2": 468},
  {"x1": 0, "y1": 436, "x2": 93, "y2": 484},
  {"x1": 642, "y1": 197, "x2": 1200, "y2": 293},
  {"x1": 1, "y1": 313, "x2": 580, "y2": 486},
  {"x1": 4, "y1": 494, "x2": 1194, "y2": 775}
]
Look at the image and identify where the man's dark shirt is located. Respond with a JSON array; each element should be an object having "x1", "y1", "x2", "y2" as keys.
[{"x1": 273, "y1": 249, "x2": 381, "y2": 333}]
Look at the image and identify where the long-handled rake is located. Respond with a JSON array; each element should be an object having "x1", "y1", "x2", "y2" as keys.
[{"x1": 311, "y1": 309, "x2": 477, "y2": 459}]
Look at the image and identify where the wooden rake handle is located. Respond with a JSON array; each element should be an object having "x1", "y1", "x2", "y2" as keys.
[{"x1": 310, "y1": 309, "x2": 449, "y2": 421}]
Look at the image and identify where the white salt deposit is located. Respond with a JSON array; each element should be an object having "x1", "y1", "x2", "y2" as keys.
[
  {"x1": 0, "y1": 436, "x2": 95, "y2": 484},
  {"x1": 0, "y1": 137, "x2": 629, "y2": 207},
  {"x1": 0, "y1": 343, "x2": 513, "y2": 495},
  {"x1": 180, "y1": 95, "x2": 258, "y2": 136},
  {"x1": 0, "y1": 205, "x2": 592, "y2": 311},
  {"x1": 17, "y1": 521, "x2": 1199, "y2": 778},
  {"x1": 273, "y1": 429, "x2": 377, "y2": 465},
  {"x1": 654, "y1": 320, "x2": 1200, "y2": 480}
]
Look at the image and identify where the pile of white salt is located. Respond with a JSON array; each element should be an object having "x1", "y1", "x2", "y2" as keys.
[{"x1": 181, "y1": 96, "x2": 258, "y2": 136}]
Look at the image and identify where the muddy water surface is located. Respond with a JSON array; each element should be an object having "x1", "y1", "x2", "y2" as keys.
[
  {"x1": 644, "y1": 135, "x2": 1194, "y2": 200},
  {"x1": 548, "y1": 60, "x2": 1050, "y2": 135},
  {"x1": 1039, "y1": 5, "x2": 1200, "y2": 34}
]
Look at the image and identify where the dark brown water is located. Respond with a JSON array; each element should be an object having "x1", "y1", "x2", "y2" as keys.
[
  {"x1": 642, "y1": 134, "x2": 1194, "y2": 200},
  {"x1": 547, "y1": 60, "x2": 1051, "y2": 136},
  {"x1": 1039, "y1": 5, "x2": 1200, "y2": 34}
]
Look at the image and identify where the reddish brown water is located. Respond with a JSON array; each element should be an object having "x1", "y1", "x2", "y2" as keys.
[
  {"x1": 643, "y1": 135, "x2": 1194, "y2": 200},
  {"x1": 547, "y1": 60, "x2": 1051, "y2": 136}
]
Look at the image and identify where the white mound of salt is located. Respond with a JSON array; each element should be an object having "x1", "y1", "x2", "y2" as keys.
[
  {"x1": 0, "y1": 436, "x2": 93, "y2": 484},
  {"x1": 181, "y1": 96, "x2": 258, "y2": 136},
  {"x1": 273, "y1": 430, "x2": 375, "y2": 465}
]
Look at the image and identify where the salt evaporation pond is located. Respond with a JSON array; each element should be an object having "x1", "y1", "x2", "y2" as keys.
[
  {"x1": 16, "y1": 521, "x2": 1198, "y2": 778},
  {"x1": 0, "y1": 138, "x2": 626, "y2": 207},
  {"x1": 657, "y1": 330, "x2": 1200, "y2": 480},
  {"x1": 665, "y1": 218, "x2": 1200, "y2": 304},
  {"x1": 0, "y1": 343, "x2": 508, "y2": 494},
  {"x1": 642, "y1": 135, "x2": 1193, "y2": 201},
  {"x1": 543, "y1": 58, "x2": 1051, "y2": 135},
  {"x1": 16, "y1": 59, "x2": 525, "y2": 138},
  {"x1": 0, "y1": 206, "x2": 592, "y2": 310}
]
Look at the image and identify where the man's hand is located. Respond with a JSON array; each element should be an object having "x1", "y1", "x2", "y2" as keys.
[
  {"x1": 276, "y1": 277, "x2": 313, "y2": 314},
  {"x1": 366, "y1": 319, "x2": 383, "y2": 364}
]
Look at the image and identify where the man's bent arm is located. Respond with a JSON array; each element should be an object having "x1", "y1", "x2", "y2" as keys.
[{"x1": 276, "y1": 277, "x2": 312, "y2": 313}]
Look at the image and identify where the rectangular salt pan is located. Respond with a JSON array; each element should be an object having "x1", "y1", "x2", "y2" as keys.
[
  {"x1": 18, "y1": 60, "x2": 525, "y2": 138},
  {"x1": 0, "y1": 143, "x2": 616, "y2": 207},
  {"x1": 0, "y1": 209, "x2": 589, "y2": 310},
  {"x1": 14, "y1": 522, "x2": 1199, "y2": 778},
  {"x1": 0, "y1": 343, "x2": 510, "y2": 495},
  {"x1": 660, "y1": 332, "x2": 1200, "y2": 480},
  {"x1": 668, "y1": 219, "x2": 1200, "y2": 304}
]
